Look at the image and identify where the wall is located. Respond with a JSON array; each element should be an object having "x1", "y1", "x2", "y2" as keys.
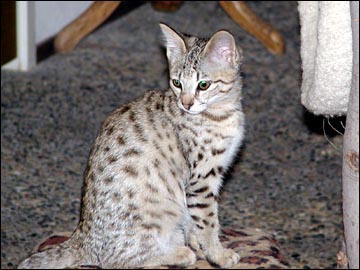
[{"x1": 35, "y1": 1, "x2": 92, "y2": 44}]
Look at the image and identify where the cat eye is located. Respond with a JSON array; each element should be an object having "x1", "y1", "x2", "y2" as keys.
[
  {"x1": 197, "y1": 80, "x2": 212, "y2": 91},
  {"x1": 172, "y1": 79, "x2": 182, "y2": 88}
]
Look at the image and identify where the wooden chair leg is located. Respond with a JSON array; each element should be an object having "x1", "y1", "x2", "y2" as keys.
[
  {"x1": 219, "y1": 1, "x2": 285, "y2": 55},
  {"x1": 54, "y1": 1, "x2": 121, "y2": 53}
]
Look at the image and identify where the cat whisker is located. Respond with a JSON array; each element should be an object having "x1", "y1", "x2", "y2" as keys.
[
  {"x1": 323, "y1": 118, "x2": 342, "y2": 153},
  {"x1": 340, "y1": 120, "x2": 346, "y2": 130},
  {"x1": 327, "y1": 117, "x2": 344, "y2": 136}
]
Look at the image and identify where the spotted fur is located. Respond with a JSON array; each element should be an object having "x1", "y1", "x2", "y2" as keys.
[{"x1": 18, "y1": 23, "x2": 245, "y2": 269}]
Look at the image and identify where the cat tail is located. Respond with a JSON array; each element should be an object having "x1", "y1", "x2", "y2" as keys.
[{"x1": 17, "y1": 238, "x2": 85, "y2": 269}]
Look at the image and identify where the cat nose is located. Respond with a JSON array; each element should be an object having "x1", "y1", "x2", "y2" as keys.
[
  {"x1": 181, "y1": 94, "x2": 194, "y2": 110},
  {"x1": 182, "y1": 101, "x2": 194, "y2": 110}
]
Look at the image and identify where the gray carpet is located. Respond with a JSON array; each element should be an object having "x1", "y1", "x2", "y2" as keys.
[{"x1": 1, "y1": 2, "x2": 344, "y2": 269}]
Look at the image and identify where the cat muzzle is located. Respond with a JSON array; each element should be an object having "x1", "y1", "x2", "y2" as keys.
[{"x1": 180, "y1": 94, "x2": 194, "y2": 110}]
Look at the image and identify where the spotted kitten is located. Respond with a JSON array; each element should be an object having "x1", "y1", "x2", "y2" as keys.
[{"x1": 19, "y1": 23, "x2": 245, "y2": 269}]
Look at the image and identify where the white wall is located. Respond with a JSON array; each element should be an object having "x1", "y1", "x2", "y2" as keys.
[
  {"x1": 35, "y1": 1, "x2": 93, "y2": 44},
  {"x1": 2, "y1": 1, "x2": 93, "y2": 71}
]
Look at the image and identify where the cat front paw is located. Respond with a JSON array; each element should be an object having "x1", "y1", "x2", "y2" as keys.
[
  {"x1": 207, "y1": 248, "x2": 240, "y2": 268},
  {"x1": 171, "y1": 246, "x2": 197, "y2": 267}
]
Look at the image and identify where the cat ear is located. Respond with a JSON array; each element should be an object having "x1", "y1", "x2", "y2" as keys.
[
  {"x1": 159, "y1": 23, "x2": 187, "y2": 62},
  {"x1": 202, "y1": 31, "x2": 242, "y2": 67}
]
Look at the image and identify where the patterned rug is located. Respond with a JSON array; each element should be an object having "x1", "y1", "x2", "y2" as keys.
[{"x1": 30, "y1": 228, "x2": 290, "y2": 269}]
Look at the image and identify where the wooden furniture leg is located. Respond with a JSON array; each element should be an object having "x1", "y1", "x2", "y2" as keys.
[
  {"x1": 219, "y1": 1, "x2": 285, "y2": 55},
  {"x1": 54, "y1": 1, "x2": 121, "y2": 53},
  {"x1": 54, "y1": 1, "x2": 284, "y2": 55}
]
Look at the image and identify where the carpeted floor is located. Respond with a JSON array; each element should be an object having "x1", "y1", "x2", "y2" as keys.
[{"x1": 1, "y1": 2, "x2": 344, "y2": 269}]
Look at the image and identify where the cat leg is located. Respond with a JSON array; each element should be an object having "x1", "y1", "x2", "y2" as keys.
[
  {"x1": 186, "y1": 181, "x2": 240, "y2": 268},
  {"x1": 107, "y1": 221, "x2": 196, "y2": 268},
  {"x1": 144, "y1": 225, "x2": 196, "y2": 268},
  {"x1": 188, "y1": 229, "x2": 206, "y2": 260}
]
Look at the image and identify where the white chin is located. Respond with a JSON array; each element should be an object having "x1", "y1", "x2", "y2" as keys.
[
  {"x1": 184, "y1": 109, "x2": 202, "y2": 115},
  {"x1": 178, "y1": 103, "x2": 206, "y2": 114}
]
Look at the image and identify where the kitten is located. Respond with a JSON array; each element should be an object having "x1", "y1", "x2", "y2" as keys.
[{"x1": 18, "y1": 23, "x2": 245, "y2": 269}]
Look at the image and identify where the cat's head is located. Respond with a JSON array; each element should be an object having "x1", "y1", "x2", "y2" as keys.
[{"x1": 160, "y1": 23, "x2": 243, "y2": 114}]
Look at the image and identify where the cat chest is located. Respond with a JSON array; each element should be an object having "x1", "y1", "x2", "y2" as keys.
[
  {"x1": 180, "y1": 113, "x2": 244, "y2": 168},
  {"x1": 199, "y1": 126, "x2": 241, "y2": 162},
  {"x1": 182, "y1": 121, "x2": 243, "y2": 194}
]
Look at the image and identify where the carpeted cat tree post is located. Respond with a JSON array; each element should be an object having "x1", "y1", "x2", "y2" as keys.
[{"x1": 298, "y1": 1, "x2": 359, "y2": 268}]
